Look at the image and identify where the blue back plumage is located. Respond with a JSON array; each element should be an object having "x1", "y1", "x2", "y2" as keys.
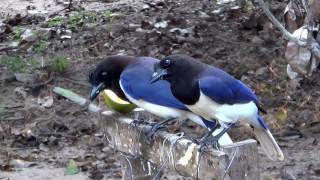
[
  {"x1": 199, "y1": 67, "x2": 259, "y2": 105},
  {"x1": 120, "y1": 57, "x2": 189, "y2": 111},
  {"x1": 199, "y1": 67, "x2": 268, "y2": 129}
]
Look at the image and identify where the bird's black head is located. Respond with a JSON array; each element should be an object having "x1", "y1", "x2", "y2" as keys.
[
  {"x1": 89, "y1": 56, "x2": 133, "y2": 101},
  {"x1": 150, "y1": 54, "x2": 198, "y2": 84}
]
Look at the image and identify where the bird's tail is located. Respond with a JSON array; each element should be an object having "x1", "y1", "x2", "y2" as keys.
[{"x1": 253, "y1": 117, "x2": 284, "y2": 161}]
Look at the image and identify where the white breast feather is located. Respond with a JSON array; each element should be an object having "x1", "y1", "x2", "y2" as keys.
[{"x1": 187, "y1": 91, "x2": 258, "y2": 128}]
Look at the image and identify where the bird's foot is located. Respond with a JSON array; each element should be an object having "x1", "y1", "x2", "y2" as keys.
[
  {"x1": 129, "y1": 119, "x2": 149, "y2": 128},
  {"x1": 198, "y1": 135, "x2": 221, "y2": 152},
  {"x1": 145, "y1": 123, "x2": 166, "y2": 143}
]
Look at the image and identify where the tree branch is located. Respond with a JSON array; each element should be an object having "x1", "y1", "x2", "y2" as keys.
[{"x1": 256, "y1": 0, "x2": 305, "y2": 46}]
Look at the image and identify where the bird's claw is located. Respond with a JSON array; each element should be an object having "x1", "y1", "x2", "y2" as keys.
[
  {"x1": 129, "y1": 119, "x2": 149, "y2": 128},
  {"x1": 145, "y1": 124, "x2": 166, "y2": 143},
  {"x1": 198, "y1": 136, "x2": 221, "y2": 152}
]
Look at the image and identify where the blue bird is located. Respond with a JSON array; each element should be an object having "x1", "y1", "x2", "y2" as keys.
[
  {"x1": 88, "y1": 56, "x2": 233, "y2": 145},
  {"x1": 151, "y1": 54, "x2": 284, "y2": 161}
]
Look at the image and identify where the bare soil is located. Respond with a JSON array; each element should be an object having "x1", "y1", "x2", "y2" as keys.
[{"x1": 0, "y1": 0, "x2": 319, "y2": 179}]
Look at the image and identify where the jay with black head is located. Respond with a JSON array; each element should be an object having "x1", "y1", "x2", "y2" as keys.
[
  {"x1": 151, "y1": 54, "x2": 284, "y2": 161},
  {"x1": 89, "y1": 55, "x2": 233, "y2": 144}
]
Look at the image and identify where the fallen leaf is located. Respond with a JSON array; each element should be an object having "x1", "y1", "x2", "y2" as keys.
[
  {"x1": 275, "y1": 108, "x2": 288, "y2": 122},
  {"x1": 65, "y1": 159, "x2": 79, "y2": 175},
  {"x1": 285, "y1": 26, "x2": 317, "y2": 76}
]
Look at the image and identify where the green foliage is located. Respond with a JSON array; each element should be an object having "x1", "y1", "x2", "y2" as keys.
[
  {"x1": 69, "y1": 12, "x2": 82, "y2": 26},
  {"x1": 0, "y1": 56, "x2": 39, "y2": 73},
  {"x1": 102, "y1": 10, "x2": 114, "y2": 17},
  {"x1": 49, "y1": 56, "x2": 69, "y2": 73},
  {"x1": 48, "y1": 16, "x2": 64, "y2": 27},
  {"x1": 263, "y1": 176, "x2": 274, "y2": 180},
  {"x1": 102, "y1": 11, "x2": 121, "y2": 22},
  {"x1": 85, "y1": 11, "x2": 97, "y2": 22},
  {"x1": 65, "y1": 159, "x2": 79, "y2": 175},
  {"x1": 34, "y1": 40, "x2": 49, "y2": 53},
  {"x1": 13, "y1": 27, "x2": 23, "y2": 42},
  {"x1": 0, "y1": 104, "x2": 5, "y2": 114}
]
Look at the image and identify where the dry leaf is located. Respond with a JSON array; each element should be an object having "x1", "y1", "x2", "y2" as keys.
[
  {"x1": 284, "y1": 1, "x2": 305, "y2": 33},
  {"x1": 285, "y1": 26, "x2": 318, "y2": 76},
  {"x1": 275, "y1": 108, "x2": 288, "y2": 122}
]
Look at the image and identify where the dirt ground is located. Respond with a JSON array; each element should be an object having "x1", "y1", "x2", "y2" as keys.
[{"x1": 0, "y1": 0, "x2": 319, "y2": 179}]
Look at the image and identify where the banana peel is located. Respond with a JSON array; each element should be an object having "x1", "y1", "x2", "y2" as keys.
[{"x1": 101, "y1": 89, "x2": 136, "y2": 113}]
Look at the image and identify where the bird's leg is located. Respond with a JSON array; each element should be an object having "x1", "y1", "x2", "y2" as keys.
[
  {"x1": 199, "y1": 123, "x2": 234, "y2": 151},
  {"x1": 130, "y1": 118, "x2": 151, "y2": 127},
  {"x1": 192, "y1": 122, "x2": 219, "y2": 144},
  {"x1": 145, "y1": 117, "x2": 176, "y2": 142}
]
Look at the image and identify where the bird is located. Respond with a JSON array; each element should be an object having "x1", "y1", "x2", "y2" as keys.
[
  {"x1": 88, "y1": 55, "x2": 233, "y2": 145},
  {"x1": 150, "y1": 54, "x2": 284, "y2": 161}
]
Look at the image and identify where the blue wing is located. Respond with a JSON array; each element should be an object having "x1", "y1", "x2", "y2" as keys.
[
  {"x1": 199, "y1": 68, "x2": 268, "y2": 129},
  {"x1": 199, "y1": 67, "x2": 259, "y2": 105},
  {"x1": 120, "y1": 57, "x2": 189, "y2": 111},
  {"x1": 199, "y1": 77, "x2": 259, "y2": 105}
]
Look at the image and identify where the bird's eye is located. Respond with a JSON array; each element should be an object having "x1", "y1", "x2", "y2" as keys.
[
  {"x1": 101, "y1": 72, "x2": 107, "y2": 76},
  {"x1": 162, "y1": 59, "x2": 171, "y2": 68}
]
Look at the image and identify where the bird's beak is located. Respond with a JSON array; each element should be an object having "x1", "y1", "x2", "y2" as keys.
[
  {"x1": 90, "y1": 83, "x2": 105, "y2": 101},
  {"x1": 150, "y1": 68, "x2": 168, "y2": 84}
]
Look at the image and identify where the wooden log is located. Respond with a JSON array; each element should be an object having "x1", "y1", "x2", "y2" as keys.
[
  {"x1": 102, "y1": 110, "x2": 259, "y2": 180},
  {"x1": 53, "y1": 87, "x2": 260, "y2": 180},
  {"x1": 117, "y1": 155, "x2": 159, "y2": 180}
]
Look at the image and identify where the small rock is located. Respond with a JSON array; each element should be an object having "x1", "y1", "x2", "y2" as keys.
[
  {"x1": 142, "y1": 4, "x2": 150, "y2": 10},
  {"x1": 255, "y1": 67, "x2": 267, "y2": 76},
  {"x1": 10, "y1": 159, "x2": 36, "y2": 168},
  {"x1": 251, "y1": 36, "x2": 264, "y2": 45},
  {"x1": 217, "y1": 0, "x2": 235, "y2": 5},
  {"x1": 21, "y1": 29, "x2": 37, "y2": 42},
  {"x1": 37, "y1": 95, "x2": 54, "y2": 108},
  {"x1": 56, "y1": 0, "x2": 65, "y2": 4},
  {"x1": 154, "y1": 21, "x2": 168, "y2": 28},
  {"x1": 199, "y1": 11, "x2": 210, "y2": 19},
  {"x1": 135, "y1": 28, "x2": 149, "y2": 33},
  {"x1": 27, "y1": 10, "x2": 48, "y2": 16},
  {"x1": 128, "y1": 23, "x2": 140, "y2": 30},
  {"x1": 14, "y1": 87, "x2": 27, "y2": 100},
  {"x1": 212, "y1": 8, "x2": 223, "y2": 15},
  {"x1": 60, "y1": 35, "x2": 72, "y2": 39},
  {"x1": 96, "y1": 153, "x2": 107, "y2": 160},
  {"x1": 37, "y1": 28, "x2": 52, "y2": 37},
  {"x1": 9, "y1": 41, "x2": 19, "y2": 48},
  {"x1": 15, "y1": 73, "x2": 37, "y2": 83},
  {"x1": 169, "y1": 27, "x2": 191, "y2": 35},
  {"x1": 102, "y1": 146, "x2": 111, "y2": 152}
]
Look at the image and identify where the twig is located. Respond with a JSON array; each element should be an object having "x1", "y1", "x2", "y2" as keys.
[
  {"x1": 223, "y1": 147, "x2": 239, "y2": 179},
  {"x1": 120, "y1": 153, "x2": 133, "y2": 180},
  {"x1": 1, "y1": 116, "x2": 24, "y2": 121},
  {"x1": 256, "y1": 0, "x2": 305, "y2": 45}
]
